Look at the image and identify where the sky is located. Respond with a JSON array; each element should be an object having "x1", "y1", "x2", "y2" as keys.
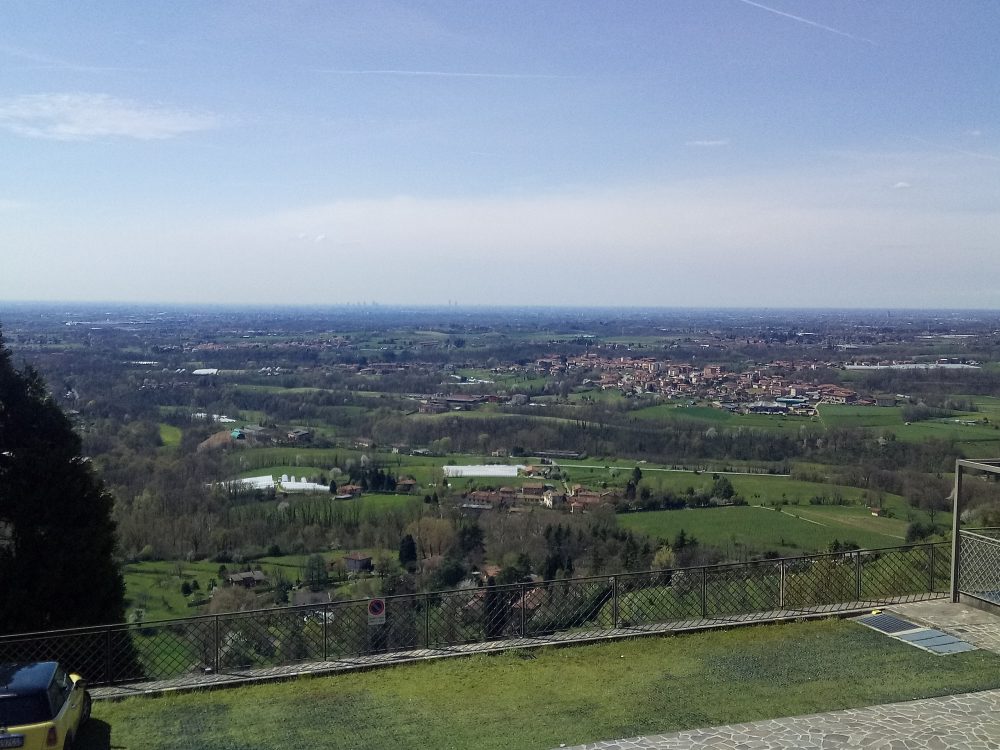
[{"x1": 1, "y1": 1, "x2": 998, "y2": 309}]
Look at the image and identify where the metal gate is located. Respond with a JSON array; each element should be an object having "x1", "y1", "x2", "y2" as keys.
[
  {"x1": 951, "y1": 459, "x2": 1000, "y2": 608},
  {"x1": 956, "y1": 529, "x2": 1000, "y2": 606}
]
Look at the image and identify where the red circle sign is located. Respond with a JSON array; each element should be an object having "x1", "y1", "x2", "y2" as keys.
[{"x1": 368, "y1": 598, "x2": 385, "y2": 616}]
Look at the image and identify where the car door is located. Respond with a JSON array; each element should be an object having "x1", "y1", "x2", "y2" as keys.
[{"x1": 47, "y1": 669, "x2": 77, "y2": 744}]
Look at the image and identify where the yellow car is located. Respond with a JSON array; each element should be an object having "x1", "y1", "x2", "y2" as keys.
[{"x1": 0, "y1": 662, "x2": 91, "y2": 750}]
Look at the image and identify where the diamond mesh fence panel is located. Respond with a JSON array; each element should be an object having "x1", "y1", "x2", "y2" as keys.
[
  {"x1": 616, "y1": 570, "x2": 702, "y2": 627},
  {"x1": 523, "y1": 577, "x2": 613, "y2": 640},
  {"x1": 706, "y1": 561, "x2": 780, "y2": 620},
  {"x1": 861, "y1": 545, "x2": 940, "y2": 604},
  {"x1": 0, "y1": 629, "x2": 112, "y2": 682},
  {"x1": 959, "y1": 531, "x2": 1000, "y2": 605},
  {"x1": 0, "y1": 543, "x2": 948, "y2": 685},
  {"x1": 783, "y1": 552, "x2": 860, "y2": 609}
]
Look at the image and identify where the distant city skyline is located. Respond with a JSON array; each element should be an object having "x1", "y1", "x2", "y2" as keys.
[{"x1": 1, "y1": 1, "x2": 998, "y2": 308}]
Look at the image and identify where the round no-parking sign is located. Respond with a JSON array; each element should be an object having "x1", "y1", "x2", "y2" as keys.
[{"x1": 367, "y1": 597, "x2": 386, "y2": 625}]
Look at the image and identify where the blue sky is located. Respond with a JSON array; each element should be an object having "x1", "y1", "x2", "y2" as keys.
[{"x1": 1, "y1": 1, "x2": 998, "y2": 307}]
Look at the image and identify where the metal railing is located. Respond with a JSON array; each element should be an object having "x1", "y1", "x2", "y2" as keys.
[
  {"x1": 957, "y1": 529, "x2": 1000, "y2": 607},
  {"x1": 0, "y1": 542, "x2": 948, "y2": 686}
]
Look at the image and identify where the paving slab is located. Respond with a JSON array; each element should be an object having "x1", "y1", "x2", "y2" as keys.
[
  {"x1": 892, "y1": 600, "x2": 1000, "y2": 655},
  {"x1": 559, "y1": 689, "x2": 1000, "y2": 749}
]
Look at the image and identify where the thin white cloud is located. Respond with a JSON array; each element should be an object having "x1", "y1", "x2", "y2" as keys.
[
  {"x1": 734, "y1": 0, "x2": 876, "y2": 45},
  {"x1": 313, "y1": 68, "x2": 566, "y2": 79},
  {"x1": 0, "y1": 93, "x2": 219, "y2": 141},
  {"x1": 966, "y1": 130, "x2": 983, "y2": 137},
  {"x1": 893, "y1": 181, "x2": 912, "y2": 189},
  {"x1": 686, "y1": 139, "x2": 730, "y2": 147},
  {"x1": 0, "y1": 198, "x2": 30, "y2": 211},
  {"x1": 0, "y1": 44, "x2": 147, "y2": 73},
  {"x1": 911, "y1": 136, "x2": 1000, "y2": 163}
]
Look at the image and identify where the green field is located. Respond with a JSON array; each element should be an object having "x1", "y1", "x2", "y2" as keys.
[
  {"x1": 619, "y1": 400, "x2": 1000, "y2": 455},
  {"x1": 157, "y1": 423, "x2": 182, "y2": 447},
  {"x1": 618, "y1": 505, "x2": 907, "y2": 554},
  {"x1": 83, "y1": 619, "x2": 1000, "y2": 750},
  {"x1": 123, "y1": 561, "x2": 222, "y2": 621},
  {"x1": 819, "y1": 403, "x2": 1000, "y2": 452},
  {"x1": 560, "y1": 466, "x2": 887, "y2": 504},
  {"x1": 632, "y1": 403, "x2": 735, "y2": 423}
]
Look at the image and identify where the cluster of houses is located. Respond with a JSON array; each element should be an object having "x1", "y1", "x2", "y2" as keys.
[
  {"x1": 403, "y1": 354, "x2": 875, "y2": 414},
  {"x1": 225, "y1": 552, "x2": 376, "y2": 592},
  {"x1": 461, "y1": 482, "x2": 618, "y2": 513},
  {"x1": 531, "y1": 353, "x2": 877, "y2": 411}
]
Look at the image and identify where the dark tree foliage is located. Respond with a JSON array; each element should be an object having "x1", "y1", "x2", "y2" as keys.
[
  {"x1": 483, "y1": 576, "x2": 507, "y2": 638},
  {"x1": 398, "y1": 533, "x2": 417, "y2": 571},
  {"x1": 428, "y1": 556, "x2": 467, "y2": 591},
  {"x1": 0, "y1": 332, "x2": 127, "y2": 634},
  {"x1": 454, "y1": 522, "x2": 485, "y2": 557}
]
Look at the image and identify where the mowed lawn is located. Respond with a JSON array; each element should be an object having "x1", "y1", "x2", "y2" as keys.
[
  {"x1": 81, "y1": 619, "x2": 1000, "y2": 750},
  {"x1": 157, "y1": 423, "x2": 181, "y2": 447},
  {"x1": 618, "y1": 505, "x2": 906, "y2": 553}
]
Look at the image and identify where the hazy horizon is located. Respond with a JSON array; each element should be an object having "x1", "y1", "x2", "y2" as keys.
[{"x1": 3, "y1": 300, "x2": 1000, "y2": 316}]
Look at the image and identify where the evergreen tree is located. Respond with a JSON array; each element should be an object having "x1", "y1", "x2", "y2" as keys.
[
  {"x1": 304, "y1": 553, "x2": 328, "y2": 591},
  {"x1": 0, "y1": 332, "x2": 126, "y2": 634},
  {"x1": 398, "y1": 533, "x2": 417, "y2": 571}
]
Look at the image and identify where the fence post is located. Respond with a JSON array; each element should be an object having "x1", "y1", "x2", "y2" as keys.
[
  {"x1": 778, "y1": 560, "x2": 785, "y2": 610},
  {"x1": 928, "y1": 544, "x2": 936, "y2": 593},
  {"x1": 323, "y1": 604, "x2": 329, "y2": 661},
  {"x1": 424, "y1": 593, "x2": 430, "y2": 648},
  {"x1": 951, "y1": 462, "x2": 962, "y2": 603},
  {"x1": 700, "y1": 567, "x2": 708, "y2": 619},
  {"x1": 855, "y1": 552, "x2": 863, "y2": 602},
  {"x1": 611, "y1": 576, "x2": 619, "y2": 629},
  {"x1": 214, "y1": 615, "x2": 220, "y2": 674},
  {"x1": 105, "y1": 629, "x2": 112, "y2": 684},
  {"x1": 519, "y1": 583, "x2": 526, "y2": 638}
]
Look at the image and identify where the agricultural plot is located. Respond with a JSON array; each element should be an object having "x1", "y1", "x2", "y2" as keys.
[
  {"x1": 788, "y1": 506, "x2": 912, "y2": 540},
  {"x1": 623, "y1": 400, "x2": 1000, "y2": 454},
  {"x1": 455, "y1": 368, "x2": 547, "y2": 389},
  {"x1": 632, "y1": 403, "x2": 734, "y2": 423},
  {"x1": 558, "y1": 466, "x2": 883, "y2": 505},
  {"x1": 818, "y1": 403, "x2": 1000, "y2": 453},
  {"x1": 817, "y1": 404, "x2": 907, "y2": 429},
  {"x1": 568, "y1": 388, "x2": 630, "y2": 404},
  {"x1": 618, "y1": 505, "x2": 905, "y2": 554}
]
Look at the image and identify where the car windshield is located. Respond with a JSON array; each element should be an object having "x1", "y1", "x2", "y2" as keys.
[{"x1": 0, "y1": 693, "x2": 51, "y2": 726}]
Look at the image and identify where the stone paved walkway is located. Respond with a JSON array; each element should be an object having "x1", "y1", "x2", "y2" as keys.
[
  {"x1": 560, "y1": 689, "x2": 1000, "y2": 749},
  {"x1": 893, "y1": 599, "x2": 1000, "y2": 655}
]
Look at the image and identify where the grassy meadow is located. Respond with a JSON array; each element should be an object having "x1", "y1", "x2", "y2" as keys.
[
  {"x1": 81, "y1": 619, "x2": 1000, "y2": 750},
  {"x1": 618, "y1": 505, "x2": 907, "y2": 554}
]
